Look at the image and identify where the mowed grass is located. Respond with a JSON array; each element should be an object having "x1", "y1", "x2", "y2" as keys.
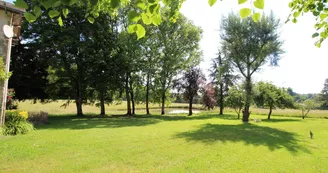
[{"x1": 1, "y1": 101, "x2": 328, "y2": 172}]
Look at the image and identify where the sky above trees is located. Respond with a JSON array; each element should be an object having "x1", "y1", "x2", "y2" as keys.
[{"x1": 180, "y1": 0, "x2": 328, "y2": 94}]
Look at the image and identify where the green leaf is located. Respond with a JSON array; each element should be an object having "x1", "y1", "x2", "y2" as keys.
[
  {"x1": 141, "y1": 13, "x2": 152, "y2": 25},
  {"x1": 320, "y1": 13, "x2": 328, "y2": 21},
  {"x1": 90, "y1": 0, "x2": 98, "y2": 6},
  {"x1": 24, "y1": 12, "x2": 37, "y2": 23},
  {"x1": 293, "y1": 11, "x2": 300, "y2": 18},
  {"x1": 137, "y1": 2, "x2": 146, "y2": 10},
  {"x1": 238, "y1": 0, "x2": 248, "y2": 4},
  {"x1": 152, "y1": 14, "x2": 162, "y2": 26},
  {"x1": 252, "y1": 12, "x2": 261, "y2": 22},
  {"x1": 128, "y1": 24, "x2": 138, "y2": 34},
  {"x1": 69, "y1": 0, "x2": 79, "y2": 5},
  {"x1": 111, "y1": 0, "x2": 120, "y2": 8},
  {"x1": 208, "y1": 0, "x2": 217, "y2": 6},
  {"x1": 33, "y1": 6, "x2": 42, "y2": 17},
  {"x1": 62, "y1": 8, "x2": 69, "y2": 18},
  {"x1": 87, "y1": 17, "x2": 95, "y2": 24},
  {"x1": 240, "y1": 8, "x2": 251, "y2": 19},
  {"x1": 48, "y1": 10, "x2": 60, "y2": 19},
  {"x1": 136, "y1": 24, "x2": 146, "y2": 39},
  {"x1": 292, "y1": 18, "x2": 297, "y2": 23},
  {"x1": 316, "y1": 42, "x2": 321, "y2": 48},
  {"x1": 253, "y1": 0, "x2": 264, "y2": 10},
  {"x1": 320, "y1": 32, "x2": 326, "y2": 38},
  {"x1": 128, "y1": 11, "x2": 140, "y2": 22},
  {"x1": 14, "y1": 0, "x2": 28, "y2": 9},
  {"x1": 53, "y1": 1, "x2": 61, "y2": 7},
  {"x1": 58, "y1": 16, "x2": 63, "y2": 26},
  {"x1": 148, "y1": 0, "x2": 156, "y2": 3},
  {"x1": 149, "y1": 4, "x2": 158, "y2": 14},
  {"x1": 312, "y1": 33, "x2": 319, "y2": 38}
]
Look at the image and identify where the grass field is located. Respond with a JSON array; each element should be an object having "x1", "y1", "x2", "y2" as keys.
[
  {"x1": 17, "y1": 100, "x2": 328, "y2": 118},
  {"x1": 1, "y1": 101, "x2": 328, "y2": 172}
]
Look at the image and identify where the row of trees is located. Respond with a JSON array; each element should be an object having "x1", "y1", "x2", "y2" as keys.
[{"x1": 10, "y1": 5, "x2": 202, "y2": 116}]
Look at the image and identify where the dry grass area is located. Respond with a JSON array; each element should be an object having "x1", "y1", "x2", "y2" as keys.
[{"x1": 16, "y1": 100, "x2": 328, "y2": 118}]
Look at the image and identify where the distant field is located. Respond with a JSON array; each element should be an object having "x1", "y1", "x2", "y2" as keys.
[{"x1": 17, "y1": 100, "x2": 328, "y2": 119}]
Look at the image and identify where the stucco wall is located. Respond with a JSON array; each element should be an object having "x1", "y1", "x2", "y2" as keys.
[{"x1": 0, "y1": 10, "x2": 11, "y2": 58}]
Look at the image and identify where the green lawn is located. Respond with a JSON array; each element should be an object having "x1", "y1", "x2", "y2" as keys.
[{"x1": 1, "y1": 111, "x2": 328, "y2": 172}]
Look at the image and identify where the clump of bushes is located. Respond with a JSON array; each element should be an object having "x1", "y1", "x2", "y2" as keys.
[
  {"x1": 1, "y1": 110, "x2": 34, "y2": 136},
  {"x1": 28, "y1": 111, "x2": 48, "y2": 124}
]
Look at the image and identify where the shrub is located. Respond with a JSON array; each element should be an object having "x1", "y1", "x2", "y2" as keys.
[
  {"x1": 2, "y1": 110, "x2": 34, "y2": 135},
  {"x1": 6, "y1": 89, "x2": 18, "y2": 110},
  {"x1": 28, "y1": 111, "x2": 48, "y2": 124}
]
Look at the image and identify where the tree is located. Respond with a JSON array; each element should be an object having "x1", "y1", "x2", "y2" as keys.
[
  {"x1": 220, "y1": 13, "x2": 283, "y2": 122},
  {"x1": 209, "y1": 52, "x2": 237, "y2": 115},
  {"x1": 254, "y1": 82, "x2": 294, "y2": 119},
  {"x1": 202, "y1": 83, "x2": 217, "y2": 110},
  {"x1": 319, "y1": 78, "x2": 328, "y2": 108},
  {"x1": 225, "y1": 86, "x2": 244, "y2": 119},
  {"x1": 155, "y1": 12, "x2": 202, "y2": 115},
  {"x1": 297, "y1": 99, "x2": 320, "y2": 119},
  {"x1": 174, "y1": 67, "x2": 205, "y2": 116}
]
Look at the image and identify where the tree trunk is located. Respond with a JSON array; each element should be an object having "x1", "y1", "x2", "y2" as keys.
[
  {"x1": 131, "y1": 91, "x2": 135, "y2": 115},
  {"x1": 146, "y1": 72, "x2": 150, "y2": 115},
  {"x1": 242, "y1": 77, "x2": 252, "y2": 122},
  {"x1": 161, "y1": 91, "x2": 165, "y2": 115},
  {"x1": 76, "y1": 97, "x2": 83, "y2": 116},
  {"x1": 75, "y1": 81, "x2": 83, "y2": 116},
  {"x1": 219, "y1": 83, "x2": 224, "y2": 115},
  {"x1": 268, "y1": 106, "x2": 272, "y2": 119},
  {"x1": 100, "y1": 90, "x2": 105, "y2": 115},
  {"x1": 302, "y1": 116, "x2": 305, "y2": 119},
  {"x1": 188, "y1": 96, "x2": 193, "y2": 116},
  {"x1": 129, "y1": 74, "x2": 135, "y2": 115},
  {"x1": 125, "y1": 73, "x2": 131, "y2": 116}
]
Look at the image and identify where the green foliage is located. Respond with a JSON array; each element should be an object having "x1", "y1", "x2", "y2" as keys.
[
  {"x1": 297, "y1": 99, "x2": 321, "y2": 119},
  {"x1": 254, "y1": 82, "x2": 294, "y2": 118},
  {"x1": 2, "y1": 110, "x2": 34, "y2": 135},
  {"x1": 288, "y1": 0, "x2": 328, "y2": 47},
  {"x1": 0, "y1": 57, "x2": 11, "y2": 82},
  {"x1": 208, "y1": 0, "x2": 217, "y2": 6},
  {"x1": 240, "y1": 8, "x2": 251, "y2": 19},
  {"x1": 225, "y1": 86, "x2": 244, "y2": 119}
]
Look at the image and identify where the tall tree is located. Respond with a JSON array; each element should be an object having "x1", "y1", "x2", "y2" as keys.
[
  {"x1": 220, "y1": 13, "x2": 283, "y2": 122},
  {"x1": 174, "y1": 67, "x2": 205, "y2": 116},
  {"x1": 155, "y1": 12, "x2": 202, "y2": 115},
  {"x1": 210, "y1": 52, "x2": 237, "y2": 115}
]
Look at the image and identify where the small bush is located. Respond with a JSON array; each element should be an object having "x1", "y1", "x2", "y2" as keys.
[
  {"x1": 28, "y1": 111, "x2": 48, "y2": 124},
  {"x1": 2, "y1": 110, "x2": 34, "y2": 135}
]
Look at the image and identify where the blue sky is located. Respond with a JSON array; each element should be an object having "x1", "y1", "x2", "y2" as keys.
[
  {"x1": 6, "y1": 0, "x2": 328, "y2": 93},
  {"x1": 181, "y1": 0, "x2": 328, "y2": 94}
]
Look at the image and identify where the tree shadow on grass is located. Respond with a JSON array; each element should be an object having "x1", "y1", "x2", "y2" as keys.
[
  {"x1": 36, "y1": 113, "x2": 221, "y2": 130},
  {"x1": 175, "y1": 123, "x2": 310, "y2": 154},
  {"x1": 36, "y1": 115, "x2": 161, "y2": 130}
]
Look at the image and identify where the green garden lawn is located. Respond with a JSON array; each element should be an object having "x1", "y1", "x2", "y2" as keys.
[{"x1": 1, "y1": 113, "x2": 328, "y2": 172}]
